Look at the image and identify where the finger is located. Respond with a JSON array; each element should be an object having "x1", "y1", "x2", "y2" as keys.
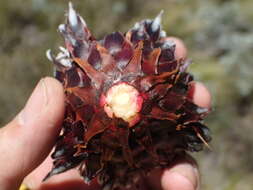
[
  {"x1": 161, "y1": 161, "x2": 199, "y2": 190},
  {"x1": 188, "y1": 81, "x2": 212, "y2": 108},
  {"x1": 162, "y1": 37, "x2": 211, "y2": 108},
  {"x1": 0, "y1": 77, "x2": 65, "y2": 190},
  {"x1": 144, "y1": 155, "x2": 199, "y2": 190},
  {"x1": 162, "y1": 37, "x2": 188, "y2": 61}
]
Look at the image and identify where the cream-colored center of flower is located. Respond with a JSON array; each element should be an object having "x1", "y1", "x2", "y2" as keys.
[{"x1": 104, "y1": 83, "x2": 142, "y2": 123}]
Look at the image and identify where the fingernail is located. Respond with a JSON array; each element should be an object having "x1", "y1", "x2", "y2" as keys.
[{"x1": 19, "y1": 79, "x2": 48, "y2": 125}]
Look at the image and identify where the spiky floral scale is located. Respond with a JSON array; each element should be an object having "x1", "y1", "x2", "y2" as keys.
[{"x1": 45, "y1": 3, "x2": 211, "y2": 190}]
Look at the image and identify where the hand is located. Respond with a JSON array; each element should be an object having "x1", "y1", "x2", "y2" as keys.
[{"x1": 0, "y1": 38, "x2": 211, "y2": 190}]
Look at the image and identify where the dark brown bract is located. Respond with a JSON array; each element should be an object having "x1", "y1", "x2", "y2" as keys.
[{"x1": 45, "y1": 3, "x2": 211, "y2": 189}]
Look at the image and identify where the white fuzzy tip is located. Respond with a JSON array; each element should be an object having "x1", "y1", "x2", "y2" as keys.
[
  {"x1": 58, "y1": 24, "x2": 66, "y2": 33},
  {"x1": 137, "y1": 24, "x2": 145, "y2": 36},
  {"x1": 59, "y1": 46, "x2": 69, "y2": 56},
  {"x1": 162, "y1": 39, "x2": 176, "y2": 49},
  {"x1": 59, "y1": 58, "x2": 72, "y2": 68},
  {"x1": 151, "y1": 10, "x2": 164, "y2": 32},
  {"x1": 133, "y1": 22, "x2": 140, "y2": 30},
  {"x1": 160, "y1": 30, "x2": 167, "y2": 38},
  {"x1": 46, "y1": 49, "x2": 53, "y2": 61},
  {"x1": 68, "y1": 2, "x2": 78, "y2": 28}
]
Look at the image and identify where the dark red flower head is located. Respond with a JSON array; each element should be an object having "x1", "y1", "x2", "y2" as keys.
[{"x1": 45, "y1": 3, "x2": 211, "y2": 190}]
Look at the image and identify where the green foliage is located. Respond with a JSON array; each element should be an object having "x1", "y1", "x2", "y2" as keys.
[{"x1": 0, "y1": 0, "x2": 253, "y2": 189}]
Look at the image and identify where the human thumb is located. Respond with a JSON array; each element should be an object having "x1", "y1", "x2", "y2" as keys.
[{"x1": 0, "y1": 77, "x2": 65, "y2": 190}]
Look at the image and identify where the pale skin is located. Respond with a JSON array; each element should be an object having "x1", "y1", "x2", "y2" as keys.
[{"x1": 0, "y1": 37, "x2": 211, "y2": 190}]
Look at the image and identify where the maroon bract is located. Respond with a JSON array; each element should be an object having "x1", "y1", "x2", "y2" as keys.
[{"x1": 45, "y1": 3, "x2": 211, "y2": 190}]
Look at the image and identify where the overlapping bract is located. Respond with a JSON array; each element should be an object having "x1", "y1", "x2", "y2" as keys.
[{"x1": 45, "y1": 3, "x2": 211, "y2": 190}]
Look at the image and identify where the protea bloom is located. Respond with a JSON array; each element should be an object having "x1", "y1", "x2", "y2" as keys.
[{"x1": 45, "y1": 3, "x2": 211, "y2": 190}]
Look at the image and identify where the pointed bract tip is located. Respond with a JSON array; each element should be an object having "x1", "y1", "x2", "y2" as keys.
[
  {"x1": 151, "y1": 10, "x2": 164, "y2": 32},
  {"x1": 79, "y1": 16, "x2": 87, "y2": 27},
  {"x1": 68, "y1": 2, "x2": 74, "y2": 11},
  {"x1": 196, "y1": 132, "x2": 212, "y2": 151},
  {"x1": 159, "y1": 10, "x2": 164, "y2": 16},
  {"x1": 68, "y1": 2, "x2": 78, "y2": 28}
]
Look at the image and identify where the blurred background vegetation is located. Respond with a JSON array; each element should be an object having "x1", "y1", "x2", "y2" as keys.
[{"x1": 0, "y1": 0, "x2": 253, "y2": 189}]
